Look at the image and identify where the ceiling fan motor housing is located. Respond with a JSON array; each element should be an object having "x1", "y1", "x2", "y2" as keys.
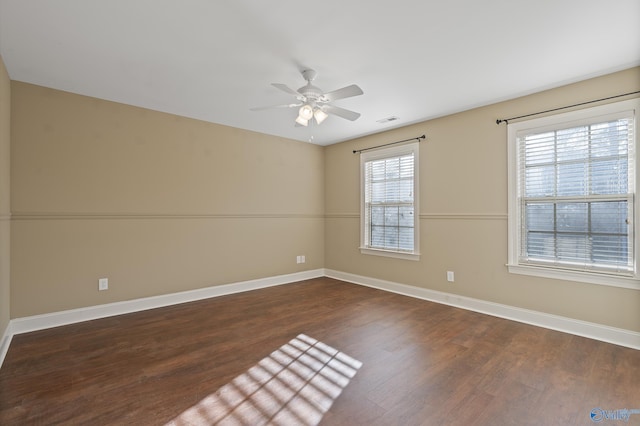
[
  {"x1": 298, "y1": 84, "x2": 324, "y2": 103},
  {"x1": 298, "y1": 69, "x2": 325, "y2": 103}
]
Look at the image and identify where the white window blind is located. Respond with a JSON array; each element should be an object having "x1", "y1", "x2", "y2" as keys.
[
  {"x1": 360, "y1": 142, "x2": 419, "y2": 259},
  {"x1": 515, "y1": 110, "x2": 635, "y2": 276}
]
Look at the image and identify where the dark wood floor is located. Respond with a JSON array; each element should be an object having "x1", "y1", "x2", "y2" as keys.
[{"x1": 1, "y1": 277, "x2": 638, "y2": 425}]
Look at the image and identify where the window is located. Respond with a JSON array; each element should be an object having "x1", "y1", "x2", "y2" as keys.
[
  {"x1": 507, "y1": 98, "x2": 639, "y2": 288},
  {"x1": 360, "y1": 142, "x2": 419, "y2": 260}
]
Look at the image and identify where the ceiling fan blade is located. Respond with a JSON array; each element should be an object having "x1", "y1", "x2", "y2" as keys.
[
  {"x1": 322, "y1": 84, "x2": 363, "y2": 102},
  {"x1": 271, "y1": 83, "x2": 303, "y2": 98},
  {"x1": 250, "y1": 103, "x2": 302, "y2": 111},
  {"x1": 324, "y1": 105, "x2": 361, "y2": 121}
]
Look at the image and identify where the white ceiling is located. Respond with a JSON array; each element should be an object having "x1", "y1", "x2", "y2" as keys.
[{"x1": 1, "y1": 1, "x2": 639, "y2": 146}]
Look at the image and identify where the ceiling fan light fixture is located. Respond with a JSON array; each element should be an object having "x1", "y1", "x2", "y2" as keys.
[
  {"x1": 314, "y1": 108, "x2": 328, "y2": 124},
  {"x1": 295, "y1": 115, "x2": 309, "y2": 126},
  {"x1": 299, "y1": 104, "x2": 314, "y2": 120}
]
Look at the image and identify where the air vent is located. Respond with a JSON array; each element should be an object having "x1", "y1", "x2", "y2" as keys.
[{"x1": 376, "y1": 116, "x2": 399, "y2": 124}]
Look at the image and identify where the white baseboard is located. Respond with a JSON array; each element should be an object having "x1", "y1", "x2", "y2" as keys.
[
  {"x1": 0, "y1": 322, "x2": 12, "y2": 369},
  {"x1": 10, "y1": 269, "x2": 325, "y2": 336},
  {"x1": 325, "y1": 269, "x2": 640, "y2": 350},
  {"x1": 0, "y1": 269, "x2": 324, "y2": 368}
]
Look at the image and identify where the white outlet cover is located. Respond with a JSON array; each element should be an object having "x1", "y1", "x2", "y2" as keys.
[
  {"x1": 447, "y1": 271, "x2": 454, "y2": 282},
  {"x1": 98, "y1": 278, "x2": 108, "y2": 291}
]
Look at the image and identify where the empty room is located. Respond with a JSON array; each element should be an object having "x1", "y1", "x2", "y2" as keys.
[{"x1": 1, "y1": 1, "x2": 639, "y2": 425}]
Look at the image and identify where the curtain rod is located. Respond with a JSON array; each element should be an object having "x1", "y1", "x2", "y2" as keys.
[
  {"x1": 496, "y1": 90, "x2": 640, "y2": 125},
  {"x1": 353, "y1": 134, "x2": 426, "y2": 154}
]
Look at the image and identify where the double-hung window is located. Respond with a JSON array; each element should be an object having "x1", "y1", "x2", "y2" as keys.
[
  {"x1": 360, "y1": 142, "x2": 419, "y2": 260},
  {"x1": 507, "y1": 98, "x2": 639, "y2": 288}
]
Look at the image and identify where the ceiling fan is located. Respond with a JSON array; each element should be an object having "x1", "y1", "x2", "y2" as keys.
[{"x1": 251, "y1": 69, "x2": 364, "y2": 126}]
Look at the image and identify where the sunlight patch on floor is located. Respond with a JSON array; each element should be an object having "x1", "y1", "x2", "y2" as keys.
[{"x1": 166, "y1": 334, "x2": 362, "y2": 425}]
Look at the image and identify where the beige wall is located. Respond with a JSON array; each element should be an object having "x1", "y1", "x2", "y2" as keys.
[
  {"x1": 10, "y1": 82, "x2": 324, "y2": 317},
  {"x1": 0, "y1": 56, "x2": 10, "y2": 336},
  {"x1": 325, "y1": 67, "x2": 640, "y2": 332}
]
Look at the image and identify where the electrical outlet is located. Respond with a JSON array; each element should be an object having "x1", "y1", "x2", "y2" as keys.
[
  {"x1": 98, "y1": 278, "x2": 109, "y2": 291},
  {"x1": 296, "y1": 255, "x2": 306, "y2": 264},
  {"x1": 446, "y1": 271, "x2": 455, "y2": 282}
]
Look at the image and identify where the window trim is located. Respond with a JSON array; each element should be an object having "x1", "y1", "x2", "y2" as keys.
[
  {"x1": 359, "y1": 142, "x2": 420, "y2": 261},
  {"x1": 507, "y1": 98, "x2": 640, "y2": 289}
]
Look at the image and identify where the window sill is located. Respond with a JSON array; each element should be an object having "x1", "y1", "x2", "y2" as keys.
[
  {"x1": 507, "y1": 263, "x2": 640, "y2": 290},
  {"x1": 360, "y1": 247, "x2": 420, "y2": 261}
]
